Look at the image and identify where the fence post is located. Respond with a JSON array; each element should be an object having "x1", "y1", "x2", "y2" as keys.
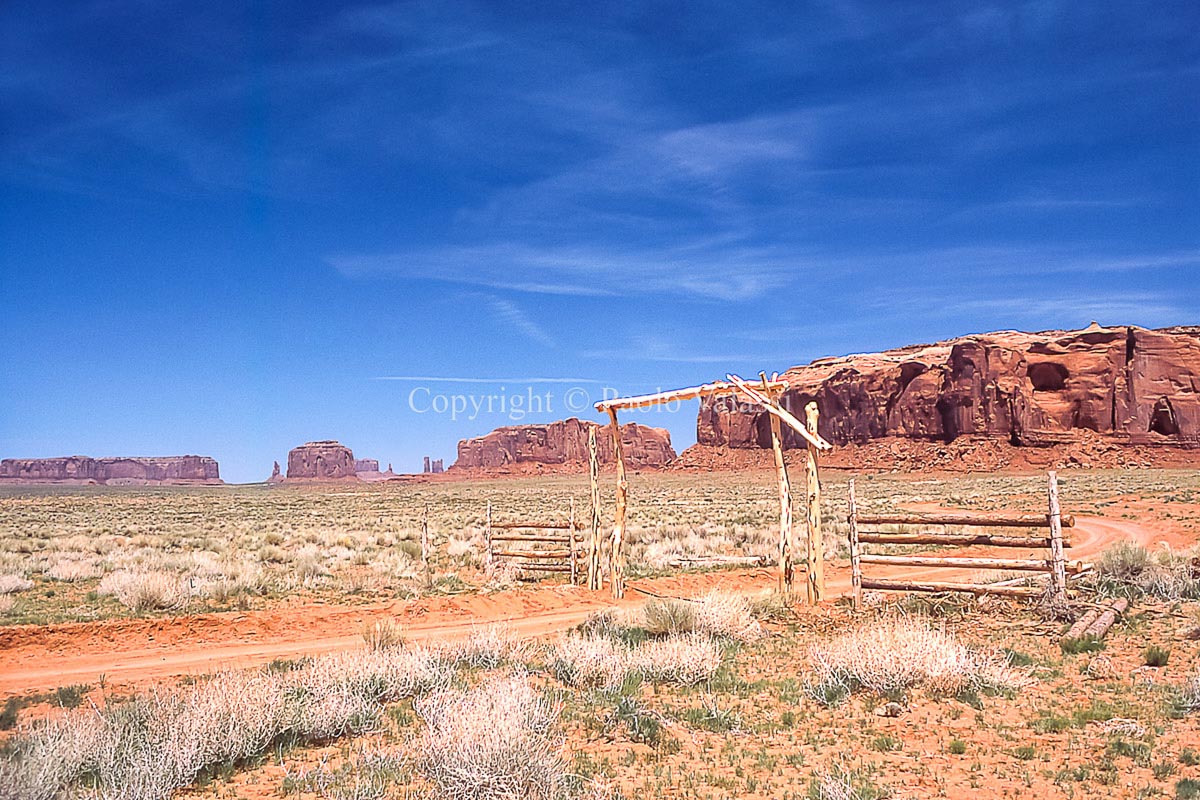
[
  {"x1": 848, "y1": 477, "x2": 861, "y2": 610},
  {"x1": 569, "y1": 497, "x2": 578, "y2": 585},
  {"x1": 1047, "y1": 470, "x2": 1067, "y2": 603},
  {"x1": 762, "y1": 373, "x2": 793, "y2": 601},
  {"x1": 485, "y1": 500, "x2": 493, "y2": 568},
  {"x1": 588, "y1": 426, "x2": 602, "y2": 590},
  {"x1": 805, "y1": 401, "x2": 824, "y2": 604},
  {"x1": 606, "y1": 408, "x2": 628, "y2": 600},
  {"x1": 422, "y1": 504, "x2": 431, "y2": 590}
]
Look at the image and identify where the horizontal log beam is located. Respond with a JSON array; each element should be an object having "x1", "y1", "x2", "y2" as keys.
[
  {"x1": 859, "y1": 554, "x2": 1087, "y2": 573},
  {"x1": 511, "y1": 563, "x2": 573, "y2": 573},
  {"x1": 595, "y1": 379, "x2": 788, "y2": 411},
  {"x1": 857, "y1": 532, "x2": 1068, "y2": 548},
  {"x1": 855, "y1": 512, "x2": 1074, "y2": 528},
  {"x1": 493, "y1": 549, "x2": 571, "y2": 560},
  {"x1": 860, "y1": 578, "x2": 1044, "y2": 598},
  {"x1": 489, "y1": 535, "x2": 572, "y2": 544},
  {"x1": 489, "y1": 521, "x2": 581, "y2": 530}
]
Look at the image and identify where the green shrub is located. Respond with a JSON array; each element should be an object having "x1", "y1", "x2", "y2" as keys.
[
  {"x1": 1144, "y1": 645, "x2": 1171, "y2": 667},
  {"x1": 642, "y1": 599, "x2": 696, "y2": 637},
  {"x1": 948, "y1": 739, "x2": 967, "y2": 755},
  {"x1": 1177, "y1": 778, "x2": 1200, "y2": 800}
]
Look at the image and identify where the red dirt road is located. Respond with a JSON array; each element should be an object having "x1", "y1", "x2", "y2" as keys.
[{"x1": 0, "y1": 516, "x2": 1159, "y2": 697}]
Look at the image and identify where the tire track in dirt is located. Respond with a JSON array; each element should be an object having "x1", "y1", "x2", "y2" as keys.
[{"x1": 0, "y1": 516, "x2": 1155, "y2": 696}]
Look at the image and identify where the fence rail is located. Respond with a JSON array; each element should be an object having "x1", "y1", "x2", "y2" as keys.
[
  {"x1": 848, "y1": 471, "x2": 1076, "y2": 606},
  {"x1": 485, "y1": 499, "x2": 581, "y2": 584}
]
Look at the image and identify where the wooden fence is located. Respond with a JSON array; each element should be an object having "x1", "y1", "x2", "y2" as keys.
[
  {"x1": 848, "y1": 471, "x2": 1080, "y2": 607},
  {"x1": 485, "y1": 499, "x2": 585, "y2": 584}
]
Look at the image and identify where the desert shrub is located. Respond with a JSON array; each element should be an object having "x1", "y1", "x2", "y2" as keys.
[
  {"x1": 290, "y1": 747, "x2": 407, "y2": 800},
  {"x1": 1171, "y1": 671, "x2": 1200, "y2": 717},
  {"x1": 96, "y1": 570, "x2": 188, "y2": 611},
  {"x1": 363, "y1": 619, "x2": 405, "y2": 651},
  {"x1": 414, "y1": 675, "x2": 568, "y2": 800},
  {"x1": 549, "y1": 634, "x2": 632, "y2": 690},
  {"x1": 45, "y1": 559, "x2": 101, "y2": 582},
  {"x1": 576, "y1": 610, "x2": 647, "y2": 647},
  {"x1": 0, "y1": 645, "x2": 453, "y2": 800},
  {"x1": 1092, "y1": 543, "x2": 1200, "y2": 600},
  {"x1": 806, "y1": 618, "x2": 1030, "y2": 704},
  {"x1": 807, "y1": 761, "x2": 889, "y2": 800},
  {"x1": 445, "y1": 624, "x2": 525, "y2": 669},
  {"x1": 610, "y1": 695, "x2": 664, "y2": 745},
  {"x1": 643, "y1": 599, "x2": 696, "y2": 636},
  {"x1": 0, "y1": 575, "x2": 33, "y2": 594},
  {"x1": 692, "y1": 591, "x2": 763, "y2": 642},
  {"x1": 1145, "y1": 645, "x2": 1172, "y2": 667},
  {"x1": 0, "y1": 595, "x2": 14, "y2": 616},
  {"x1": 634, "y1": 634, "x2": 724, "y2": 686}
]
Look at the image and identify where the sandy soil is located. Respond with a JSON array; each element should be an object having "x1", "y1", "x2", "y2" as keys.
[{"x1": 0, "y1": 514, "x2": 1166, "y2": 699}]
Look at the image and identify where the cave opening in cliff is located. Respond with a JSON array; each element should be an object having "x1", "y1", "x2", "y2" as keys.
[
  {"x1": 1149, "y1": 397, "x2": 1179, "y2": 436},
  {"x1": 1028, "y1": 362, "x2": 1069, "y2": 392}
]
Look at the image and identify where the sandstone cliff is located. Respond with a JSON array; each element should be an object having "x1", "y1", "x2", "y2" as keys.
[
  {"x1": 0, "y1": 455, "x2": 221, "y2": 485},
  {"x1": 697, "y1": 324, "x2": 1200, "y2": 452},
  {"x1": 453, "y1": 418, "x2": 676, "y2": 471}
]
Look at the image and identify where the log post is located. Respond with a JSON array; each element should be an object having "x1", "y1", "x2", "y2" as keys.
[
  {"x1": 762, "y1": 373, "x2": 793, "y2": 599},
  {"x1": 421, "y1": 504, "x2": 431, "y2": 590},
  {"x1": 588, "y1": 426, "x2": 602, "y2": 590},
  {"x1": 569, "y1": 496, "x2": 577, "y2": 585},
  {"x1": 1047, "y1": 471, "x2": 1068, "y2": 603},
  {"x1": 805, "y1": 401, "x2": 824, "y2": 604},
  {"x1": 848, "y1": 477, "x2": 862, "y2": 610},
  {"x1": 485, "y1": 500, "x2": 493, "y2": 568},
  {"x1": 606, "y1": 407, "x2": 628, "y2": 599}
]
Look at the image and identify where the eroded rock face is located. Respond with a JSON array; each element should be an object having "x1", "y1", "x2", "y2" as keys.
[
  {"x1": 0, "y1": 455, "x2": 221, "y2": 485},
  {"x1": 286, "y1": 441, "x2": 358, "y2": 480},
  {"x1": 697, "y1": 324, "x2": 1200, "y2": 450},
  {"x1": 453, "y1": 418, "x2": 676, "y2": 470}
]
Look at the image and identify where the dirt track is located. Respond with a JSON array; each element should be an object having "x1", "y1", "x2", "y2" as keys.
[{"x1": 0, "y1": 516, "x2": 1156, "y2": 697}]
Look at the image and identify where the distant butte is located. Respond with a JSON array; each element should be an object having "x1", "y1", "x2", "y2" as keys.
[
  {"x1": 0, "y1": 455, "x2": 221, "y2": 485},
  {"x1": 453, "y1": 417, "x2": 676, "y2": 473}
]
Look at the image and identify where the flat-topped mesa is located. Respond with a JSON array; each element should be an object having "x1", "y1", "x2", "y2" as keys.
[
  {"x1": 697, "y1": 324, "x2": 1200, "y2": 451},
  {"x1": 453, "y1": 417, "x2": 676, "y2": 472},
  {"x1": 286, "y1": 441, "x2": 358, "y2": 480},
  {"x1": 0, "y1": 455, "x2": 221, "y2": 485}
]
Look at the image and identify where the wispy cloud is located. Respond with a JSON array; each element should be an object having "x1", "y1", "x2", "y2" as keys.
[{"x1": 482, "y1": 295, "x2": 557, "y2": 347}]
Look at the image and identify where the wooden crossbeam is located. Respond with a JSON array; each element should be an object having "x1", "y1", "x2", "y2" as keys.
[
  {"x1": 725, "y1": 374, "x2": 833, "y2": 451},
  {"x1": 489, "y1": 535, "x2": 572, "y2": 544},
  {"x1": 489, "y1": 521, "x2": 582, "y2": 530},
  {"x1": 594, "y1": 378, "x2": 788, "y2": 412}
]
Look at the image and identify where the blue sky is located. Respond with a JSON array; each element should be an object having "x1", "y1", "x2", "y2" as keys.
[{"x1": 1, "y1": 1, "x2": 1197, "y2": 482}]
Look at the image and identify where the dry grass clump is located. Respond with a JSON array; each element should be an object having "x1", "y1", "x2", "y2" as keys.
[
  {"x1": 415, "y1": 674, "x2": 568, "y2": 800},
  {"x1": 0, "y1": 645, "x2": 453, "y2": 800},
  {"x1": 0, "y1": 574, "x2": 33, "y2": 594},
  {"x1": 550, "y1": 634, "x2": 632, "y2": 690},
  {"x1": 1173, "y1": 671, "x2": 1200, "y2": 716},
  {"x1": 692, "y1": 591, "x2": 763, "y2": 643},
  {"x1": 444, "y1": 624, "x2": 527, "y2": 669},
  {"x1": 634, "y1": 634, "x2": 724, "y2": 686},
  {"x1": 0, "y1": 595, "x2": 14, "y2": 615},
  {"x1": 643, "y1": 598, "x2": 696, "y2": 637},
  {"x1": 806, "y1": 617, "x2": 1031, "y2": 703},
  {"x1": 96, "y1": 569, "x2": 190, "y2": 612},
  {"x1": 642, "y1": 592, "x2": 762, "y2": 643},
  {"x1": 45, "y1": 558, "x2": 101, "y2": 582},
  {"x1": 1092, "y1": 542, "x2": 1200, "y2": 600}
]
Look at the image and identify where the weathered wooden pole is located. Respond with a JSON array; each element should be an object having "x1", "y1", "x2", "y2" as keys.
[
  {"x1": 1047, "y1": 470, "x2": 1068, "y2": 603},
  {"x1": 588, "y1": 426, "x2": 602, "y2": 590},
  {"x1": 421, "y1": 504, "x2": 431, "y2": 589},
  {"x1": 606, "y1": 407, "x2": 628, "y2": 599},
  {"x1": 762, "y1": 373, "x2": 793, "y2": 599},
  {"x1": 848, "y1": 477, "x2": 862, "y2": 610},
  {"x1": 805, "y1": 401, "x2": 824, "y2": 604},
  {"x1": 485, "y1": 500, "x2": 493, "y2": 568},
  {"x1": 569, "y1": 496, "x2": 577, "y2": 585}
]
